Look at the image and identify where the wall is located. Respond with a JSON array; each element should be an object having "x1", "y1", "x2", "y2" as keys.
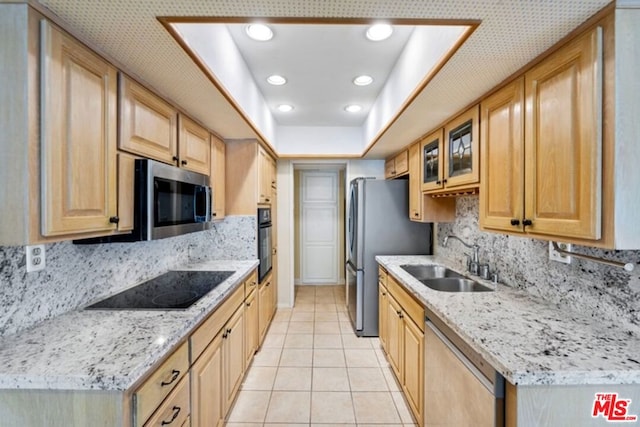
[
  {"x1": 0, "y1": 216, "x2": 256, "y2": 338},
  {"x1": 436, "y1": 196, "x2": 640, "y2": 332}
]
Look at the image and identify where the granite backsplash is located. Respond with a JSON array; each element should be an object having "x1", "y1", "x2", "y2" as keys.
[
  {"x1": 436, "y1": 196, "x2": 640, "y2": 332},
  {"x1": 0, "y1": 215, "x2": 256, "y2": 338}
]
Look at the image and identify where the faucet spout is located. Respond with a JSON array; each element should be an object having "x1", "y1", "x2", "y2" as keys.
[{"x1": 443, "y1": 234, "x2": 480, "y2": 265}]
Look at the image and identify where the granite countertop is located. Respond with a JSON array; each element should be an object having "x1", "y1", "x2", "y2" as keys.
[
  {"x1": 0, "y1": 259, "x2": 258, "y2": 391},
  {"x1": 377, "y1": 255, "x2": 640, "y2": 386}
]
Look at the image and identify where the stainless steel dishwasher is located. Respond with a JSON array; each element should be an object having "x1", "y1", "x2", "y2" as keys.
[{"x1": 424, "y1": 314, "x2": 505, "y2": 427}]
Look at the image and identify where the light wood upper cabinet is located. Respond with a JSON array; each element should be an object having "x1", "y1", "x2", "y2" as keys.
[
  {"x1": 524, "y1": 25, "x2": 603, "y2": 240},
  {"x1": 118, "y1": 74, "x2": 178, "y2": 164},
  {"x1": 210, "y1": 135, "x2": 226, "y2": 220},
  {"x1": 385, "y1": 150, "x2": 409, "y2": 179},
  {"x1": 480, "y1": 78, "x2": 525, "y2": 233},
  {"x1": 117, "y1": 152, "x2": 137, "y2": 232},
  {"x1": 481, "y1": 26, "x2": 604, "y2": 242},
  {"x1": 40, "y1": 20, "x2": 118, "y2": 237},
  {"x1": 226, "y1": 140, "x2": 277, "y2": 214},
  {"x1": 420, "y1": 129, "x2": 445, "y2": 192},
  {"x1": 409, "y1": 140, "x2": 456, "y2": 223},
  {"x1": 179, "y1": 114, "x2": 211, "y2": 176},
  {"x1": 442, "y1": 105, "x2": 480, "y2": 189}
]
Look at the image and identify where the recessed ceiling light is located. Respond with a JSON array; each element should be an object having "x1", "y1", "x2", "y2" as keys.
[
  {"x1": 267, "y1": 75, "x2": 287, "y2": 85},
  {"x1": 353, "y1": 75, "x2": 373, "y2": 86},
  {"x1": 246, "y1": 24, "x2": 273, "y2": 41},
  {"x1": 345, "y1": 105, "x2": 362, "y2": 113},
  {"x1": 366, "y1": 24, "x2": 393, "y2": 41},
  {"x1": 278, "y1": 104, "x2": 294, "y2": 112}
]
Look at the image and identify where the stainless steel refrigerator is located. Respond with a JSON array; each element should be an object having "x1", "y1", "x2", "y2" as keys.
[{"x1": 346, "y1": 177, "x2": 432, "y2": 336}]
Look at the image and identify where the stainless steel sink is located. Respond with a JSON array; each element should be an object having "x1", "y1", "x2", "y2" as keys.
[
  {"x1": 400, "y1": 264, "x2": 464, "y2": 280},
  {"x1": 421, "y1": 277, "x2": 493, "y2": 292}
]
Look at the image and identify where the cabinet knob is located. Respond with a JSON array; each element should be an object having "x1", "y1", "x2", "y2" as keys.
[
  {"x1": 523, "y1": 219, "x2": 533, "y2": 227},
  {"x1": 181, "y1": 160, "x2": 188, "y2": 166},
  {"x1": 172, "y1": 156, "x2": 179, "y2": 163},
  {"x1": 436, "y1": 180, "x2": 441, "y2": 185},
  {"x1": 510, "y1": 219, "x2": 520, "y2": 226},
  {"x1": 266, "y1": 198, "x2": 271, "y2": 202},
  {"x1": 109, "y1": 216, "x2": 119, "y2": 224},
  {"x1": 442, "y1": 179, "x2": 448, "y2": 184}
]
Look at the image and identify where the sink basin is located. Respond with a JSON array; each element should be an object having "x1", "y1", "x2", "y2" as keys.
[
  {"x1": 400, "y1": 264, "x2": 464, "y2": 280},
  {"x1": 421, "y1": 277, "x2": 493, "y2": 292}
]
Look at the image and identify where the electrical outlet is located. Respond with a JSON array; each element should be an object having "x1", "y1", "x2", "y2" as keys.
[
  {"x1": 549, "y1": 241, "x2": 571, "y2": 264},
  {"x1": 26, "y1": 244, "x2": 46, "y2": 272}
]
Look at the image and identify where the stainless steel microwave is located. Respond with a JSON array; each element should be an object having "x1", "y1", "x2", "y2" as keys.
[
  {"x1": 75, "y1": 159, "x2": 212, "y2": 244},
  {"x1": 134, "y1": 159, "x2": 212, "y2": 240}
]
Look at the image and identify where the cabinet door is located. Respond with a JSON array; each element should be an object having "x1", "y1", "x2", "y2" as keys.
[
  {"x1": 258, "y1": 275, "x2": 274, "y2": 345},
  {"x1": 244, "y1": 287, "x2": 259, "y2": 368},
  {"x1": 40, "y1": 21, "x2": 118, "y2": 237},
  {"x1": 524, "y1": 26, "x2": 603, "y2": 240},
  {"x1": 210, "y1": 135, "x2": 226, "y2": 220},
  {"x1": 191, "y1": 332, "x2": 224, "y2": 427},
  {"x1": 421, "y1": 129, "x2": 445, "y2": 192},
  {"x1": 408, "y1": 142, "x2": 423, "y2": 221},
  {"x1": 258, "y1": 147, "x2": 273, "y2": 204},
  {"x1": 403, "y1": 317, "x2": 424, "y2": 423},
  {"x1": 378, "y1": 282, "x2": 388, "y2": 353},
  {"x1": 394, "y1": 150, "x2": 409, "y2": 176},
  {"x1": 443, "y1": 105, "x2": 480, "y2": 188},
  {"x1": 384, "y1": 158, "x2": 396, "y2": 179},
  {"x1": 119, "y1": 74, "x2": 178, "y2": 164},
  {"x1": 223, "y1": 306, "x2": 245, "y2": 413},
  {"x1": 480, "y1": 78, "x2": 525, "y2": 232},
  {"x1": 117, "y1": 152, "x2": 137, "y2": 232},
  {"x1": 178, "y1": 115, "x2": 211, "y2": 176},
  {"x1": 386, "y1": 294, "x2": 404, "y2": 379}
]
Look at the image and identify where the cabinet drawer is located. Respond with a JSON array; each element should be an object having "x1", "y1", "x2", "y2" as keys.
[
  {"x1": 190, "y1": 283, "x2": 244, "y2": 362},
  {"x1": 387, "y1": 275, "x2": 425, "y2": 331},
  {"x1": 135, "y1": 342, "x2": 189, "y2": 427},
  {"x1": 143, "y1": 375, "x2": 190, "y2": 427}
]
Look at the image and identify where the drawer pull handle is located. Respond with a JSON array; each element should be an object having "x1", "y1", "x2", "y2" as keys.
[
  {"x1": 523, "y1": 219, "x2": 533, "y2": 227},
  {"x1": 510, "y1": 219, "x2": 520, "y2": 226},
  {"x1": 161, "y1": 406, "x2": 181, "y2": 425},
  {"x1": 160, "y1": 370, "x2": 180, "y2": 387}
]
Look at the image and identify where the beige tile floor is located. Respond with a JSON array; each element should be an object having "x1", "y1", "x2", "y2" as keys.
[{"x1": 226, "y1": 285, "x2": 418, "y2": 427}]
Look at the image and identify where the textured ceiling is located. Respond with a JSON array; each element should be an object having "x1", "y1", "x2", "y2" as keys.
[{"x1": 37, "y1": 0, "x2": 612, "y2": 158}]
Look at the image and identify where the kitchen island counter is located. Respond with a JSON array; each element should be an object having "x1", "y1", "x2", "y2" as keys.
[
  {"x1": 377, "y1": 255, "x2": 640, "y2": 386},
  {"x1": 0, "y1": 259, "x2": 258, "y2": 391}
]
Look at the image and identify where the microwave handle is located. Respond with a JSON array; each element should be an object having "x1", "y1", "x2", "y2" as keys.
[
  {"x1": 193, "y1": 186, "x2": 212, "y2": 222},
  {"x1": 206, "y1": 186, "x2": 213, "y2": 220}
]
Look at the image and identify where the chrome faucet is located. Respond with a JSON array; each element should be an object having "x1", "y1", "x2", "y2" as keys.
[{"x1": 443, "y1": 235, "x2": 480, "y2": 275}]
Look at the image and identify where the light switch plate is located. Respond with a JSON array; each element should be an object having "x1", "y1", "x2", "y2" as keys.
[
  {"x1": 549, "y1": 241, "x2": 571, "y2": 264},
  {"x1": 26, "y1": 244, "x2": 46, "y2": 272}
]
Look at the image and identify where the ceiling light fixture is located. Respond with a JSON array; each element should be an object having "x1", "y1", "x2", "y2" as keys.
[
  {"x1": 277, "y1": 104, "x2": 294, "y2": 112},
  {"x1": 366, "y1": 24, "x2": 393, "y2": 41},
  {"x1": 345, "y1": 105, "x2": 362, "y2": 113},
  {"x1": 246, "y1": 24, "x2": 273, "y2": 41},
  {"x1": 267, "y1": 75, "x2": 287, "y2": 85},
  {"x1": 353, "y1": 75, "x2": 374, "y2": 86}
]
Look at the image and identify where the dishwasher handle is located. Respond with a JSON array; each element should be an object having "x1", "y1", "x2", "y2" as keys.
[{"x1": 425, "y1": 320, "x2": 498, "y2": 395}]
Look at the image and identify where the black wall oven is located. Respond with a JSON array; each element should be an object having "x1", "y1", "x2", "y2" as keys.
[{"x1": 257, "y1": 208, "x2": 272, "y2": 283}]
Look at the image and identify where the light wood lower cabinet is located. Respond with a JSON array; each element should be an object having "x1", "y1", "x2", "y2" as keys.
[
  {"x1": 258, "y1": 271, "x2": 276, "y2": 345},
  {"x1": 222, "y1": 306, "x2": 245, "y2": 413},
  {"x1": 244, "y1": 285, "x2": 259, "y2": 367},
  {"x1": 134, "y1": 342, "x2": 189, "y2": 427},
  {"x1": 380, "y1": 271, "x2": 425, "y2": 426},
  {"x1": 378, "y1": 267, "x2": 388, "y2": 352},
  {"x1": 143, "y1": 375, "x2": 190, "y2": 427},
  {"x1": 190, "y1": 331, "x2": 223, "y2": 427}
]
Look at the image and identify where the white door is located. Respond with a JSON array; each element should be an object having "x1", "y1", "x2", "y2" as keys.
[{"x1": 300, "y1": 170, "x2": 339, "y2": 284}]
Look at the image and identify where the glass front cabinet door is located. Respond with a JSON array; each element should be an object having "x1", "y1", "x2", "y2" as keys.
[
  {"x1": 443, "y1": 105, "x2": 480, "y2": 189},
  {"x1": 421, "y1": 129, "x2": 445, "y2": 192}
]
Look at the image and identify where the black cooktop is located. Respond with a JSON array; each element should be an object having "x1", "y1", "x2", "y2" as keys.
[{"x1": 85, "y1": 270, "x2": 234, "y2": 310}]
